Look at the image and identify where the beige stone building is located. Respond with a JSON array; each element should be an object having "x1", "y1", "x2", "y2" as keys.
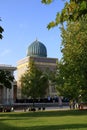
[{"x1": 17, "y1": 40, "x2": 58, "y2": 99}]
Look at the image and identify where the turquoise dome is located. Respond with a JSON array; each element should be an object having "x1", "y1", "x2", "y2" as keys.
[{"x1": 27, "y1": 40, "x2": 47, "y2": 57}]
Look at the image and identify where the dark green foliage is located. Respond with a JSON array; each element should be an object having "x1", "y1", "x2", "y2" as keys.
[
  {"x1": 20, "y1": 60, "x2": 49, "y2": 98},
  {"x1": 41, "y1": 0, "x2": 87, "y2": 101},
  {"x1": 0, "y1": 70, "x2": 14, "y2": 89},
  {"x1": 41, "y1": 0, "x2": 87, "y2": 29},
  {"x1": 56, "y1": 15, "x2": 87, "y2": 101},
  {"x1": 41, "y1": 0, "x2": 53, "y2": 4},
  {"x1": 0, "y1": 18, "x2": 4, "y2": 39}
]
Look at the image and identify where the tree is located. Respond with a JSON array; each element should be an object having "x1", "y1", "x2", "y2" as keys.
[
  {"x1": 0, "y1": 70, "x2": 14, "y2": 89},
  {"x1": 55, "y1": 62, "x2": 80, "y2": 100},
  {"x1": 41, "y1": 0, "x2": 52, "y2": 4},
  {"x1": 56, "y1": 15, "x2": 87, "y2": 101},
  {"x1": 41, "y1": 0, "x2": 87, "y2": 101},
  {"x1": 20, "y1": 60, "x2": 49, "y2": 99},
  {"x1": 0, "y1": 18, "x2": 4, "y2": 39},
  {"x1": 41, "y1": 0, "x2": 87, "y2": 29}
]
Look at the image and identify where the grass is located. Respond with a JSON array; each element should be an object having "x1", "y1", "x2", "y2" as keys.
[{"x1": 0, "y1": 109, "x2": 87, "y2": 130}]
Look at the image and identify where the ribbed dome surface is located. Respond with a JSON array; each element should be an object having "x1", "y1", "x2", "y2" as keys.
[{"x1": 27, "y1": 40, "x2": 47, "y2": 57}]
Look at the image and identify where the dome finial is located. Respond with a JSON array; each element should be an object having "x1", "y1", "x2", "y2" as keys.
[{"x1": 36, "y1": 37, "x2": 38, "y2": 41}]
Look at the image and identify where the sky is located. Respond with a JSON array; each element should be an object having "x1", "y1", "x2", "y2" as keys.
[{"x1": 0, "y1": 0, "x2": 65, "y2": 67}]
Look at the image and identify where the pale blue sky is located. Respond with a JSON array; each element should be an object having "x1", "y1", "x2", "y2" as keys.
[{"x1": 0, "y1": 0, "x2": 65, "y2": 66}]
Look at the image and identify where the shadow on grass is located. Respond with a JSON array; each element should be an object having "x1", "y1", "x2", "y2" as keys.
[
  {"x1": 0, "y1": 110, "x2": 87, "y2": 130},
  {"x1": 0, "y1": 109, "x2": 87, "y2": 118},
  {"x1": 0, "y1": 121, "x2": 87, "y2": 130}
]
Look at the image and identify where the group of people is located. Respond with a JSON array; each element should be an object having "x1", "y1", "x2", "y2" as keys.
[{"x1": 69, "y1": 100, "x2": 78, "y2": 109}]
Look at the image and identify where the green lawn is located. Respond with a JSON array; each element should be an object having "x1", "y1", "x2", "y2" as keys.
[{"x1": 0, "y1": 110, "x2": 87, "y2": 130}]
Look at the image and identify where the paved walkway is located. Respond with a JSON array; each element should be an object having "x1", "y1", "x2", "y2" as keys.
[{"x1": 14, "y1": 105, "x2": 70, "y2": 112}]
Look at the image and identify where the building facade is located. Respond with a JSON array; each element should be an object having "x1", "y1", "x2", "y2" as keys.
[
  {"x1": 0, "y1": 64, "x2": 17, "y2": 104},
  {"x1": 17, "y1": 40, "x2": 58, "y2": 99}
]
